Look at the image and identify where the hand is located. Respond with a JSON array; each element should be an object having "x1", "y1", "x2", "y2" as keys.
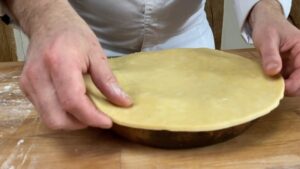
[
  {"x1": 14, "y1": 1, "x2": 132, "y2": 130},
  {"x1": 250, "y1": 0, "x2": 300, "y2": 96}
]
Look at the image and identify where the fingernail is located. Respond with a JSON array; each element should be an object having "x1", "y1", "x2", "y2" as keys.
[
  {"x1": 112, "y1": 84, "x2": 133, "y2": 103},
  {"x1": 267, "y1": 63, "x2": 278, "y2": 71}
]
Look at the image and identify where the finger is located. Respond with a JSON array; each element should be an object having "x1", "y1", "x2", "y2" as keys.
[
  {"x1": 256, "y1": 30, "x2": 282, "y2": 76},
  {"x1": 48, "y1": 60, "x2": 112, "y2": 129},
  {"x1": 285, "y1": 68, "x2": 300, "y2": 96},
  {"x1": 25, "y1": 65, "x2": 87, "y2": 130},
  {"x1": 88, "y1": 49, "x2": 133, "y2": 107},
  {"x1": 280, "y1": 52, "x2": 294, "y2": 79},
  {"x1": 285, "y1": 47, "x2": 300, "y2": 96},
  {"x1": 19, "y1": 72, "x2": 35, "y2": 103}
]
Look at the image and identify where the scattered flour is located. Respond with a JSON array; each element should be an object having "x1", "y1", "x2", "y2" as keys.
[
  {"x1": 0, "y1": 140, "x2": 24, "y2": 169},
  {"x1": 0, "y1": 70, "x2": 36, "y2": 169},
  {"x1": 0, "y1": 82, "x2": 33, "y2": 121},
  {"x1": 11, "y1": 76, "x2": 19, "y2": 79},
  {"x1": 17, "y1": 140, "x2": 24, "y2": 146},
  {"x1": 3, "y1": 85, "x2": 12, "y2": 92}
]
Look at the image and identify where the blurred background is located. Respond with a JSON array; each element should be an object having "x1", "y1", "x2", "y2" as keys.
[{"x1": 1, "y1": 0, "x2": 299, "y2": 61}]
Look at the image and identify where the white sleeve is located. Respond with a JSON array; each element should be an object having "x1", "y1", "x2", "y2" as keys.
[{"x1": 234, "y1": 0, "x2": 292, "y2": 44}]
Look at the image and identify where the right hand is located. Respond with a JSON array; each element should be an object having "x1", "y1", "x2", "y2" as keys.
[{"x1": 20, "y1": 16, "x2": 133, "y2": 130}]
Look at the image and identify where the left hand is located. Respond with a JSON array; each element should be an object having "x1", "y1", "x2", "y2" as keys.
[{"x1": 249, "y1": 0, "x2": 300, "y2": 96}]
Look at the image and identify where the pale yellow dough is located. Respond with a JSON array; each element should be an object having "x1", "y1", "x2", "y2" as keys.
[{"x1": 85, "y1": 48, "x2": 284, "y2": 132}]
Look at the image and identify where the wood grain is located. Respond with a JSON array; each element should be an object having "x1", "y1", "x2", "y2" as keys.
[
  {"x1": 0, "y1": 49, "x2": 300, "y2": 169},
  {"x1": 205, "y1": 0, "x2": 224, "y2": 50},
  {"x1": 0, "y1": 22, "x2": 17, "y2": 62},
  {"x1": 289, "y1": 0, "x2": 300, "y2": 29}
]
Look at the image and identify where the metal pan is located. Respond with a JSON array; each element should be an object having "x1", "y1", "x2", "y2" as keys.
[{"x1": 112, "y1": 120, "x2": 256, "y2": 149}]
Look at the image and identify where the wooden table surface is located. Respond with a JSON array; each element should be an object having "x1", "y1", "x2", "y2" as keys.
[{"x1": 0, "y1": 49, "x2": 300, "y2": 169}]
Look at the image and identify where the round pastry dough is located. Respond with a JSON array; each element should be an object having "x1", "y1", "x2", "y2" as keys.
[{"x1": 85, "y1": 48, "x2": 284, "y2": 132}]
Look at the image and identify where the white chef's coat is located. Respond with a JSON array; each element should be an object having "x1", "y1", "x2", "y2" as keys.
[{"x1": 0, "y1": 0, "x2": 292, "y2": 56}]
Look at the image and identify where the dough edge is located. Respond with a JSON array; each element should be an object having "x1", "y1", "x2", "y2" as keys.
[{"x1": 86, "y1": 48, "x2": 285, "y2": 132}]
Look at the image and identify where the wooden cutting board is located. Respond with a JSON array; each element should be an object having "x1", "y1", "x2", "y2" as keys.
[{"x1": 0, "y1": 49, "x2": 300, "y2": 169}]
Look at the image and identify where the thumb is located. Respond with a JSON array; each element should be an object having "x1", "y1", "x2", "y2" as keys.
[
  {"x1": 256, "y1": 31, "x2": 282, "y2": 76},
  {"x1": 88, "y1": 50, "x2": 133, "y2": 107}
]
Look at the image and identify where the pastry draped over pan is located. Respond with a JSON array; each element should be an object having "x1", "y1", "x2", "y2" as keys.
[{"x1": 85, "y1": 48, "x2": 284, "y2": 132}]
